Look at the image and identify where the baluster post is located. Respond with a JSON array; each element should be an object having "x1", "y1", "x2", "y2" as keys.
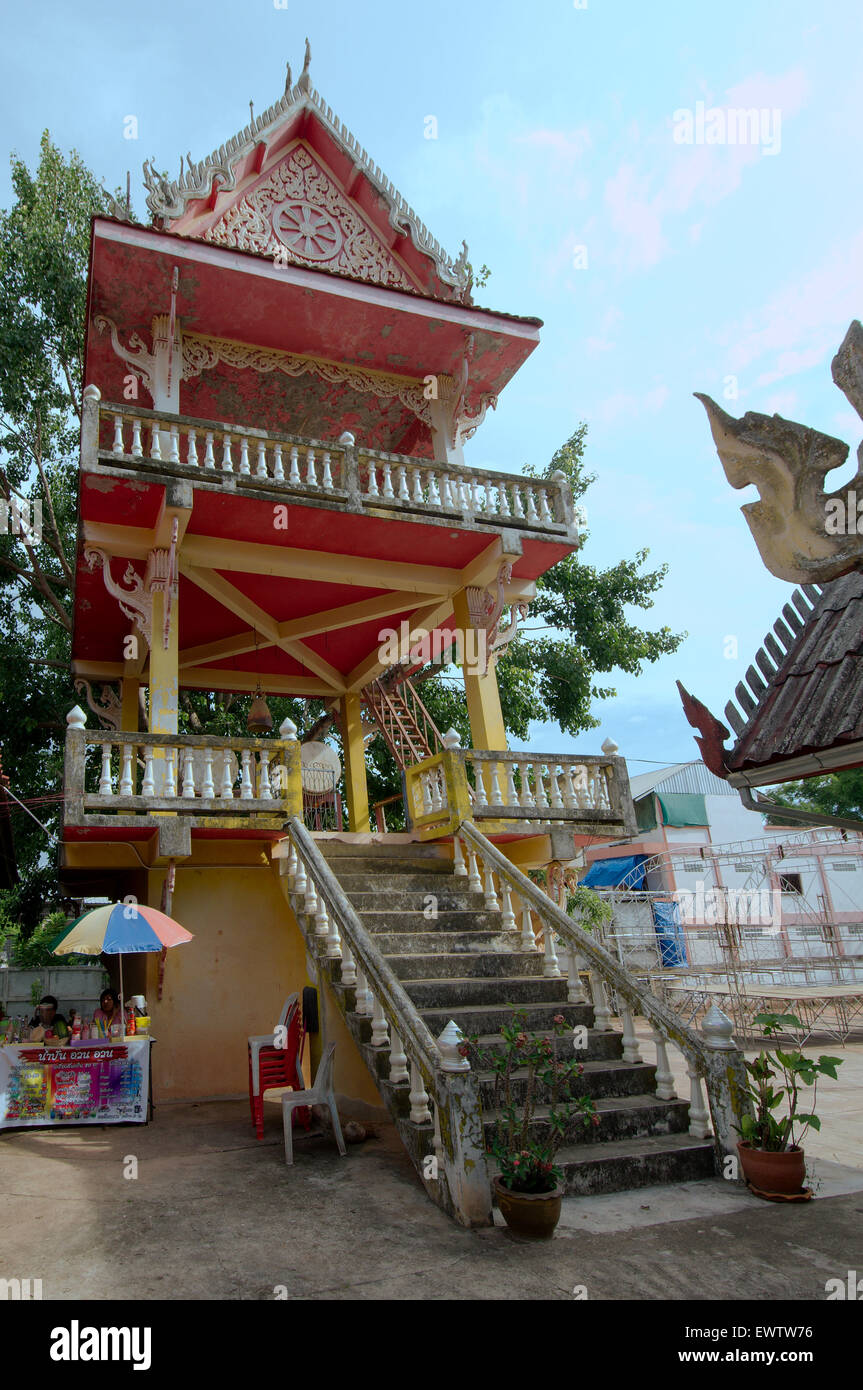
[
  {"x1": 389, "y1": 1027, "x2": 409, "y2": 1083},
  {"x1": 651, "y1": 1027, "x2": 677, "y2": 1100}
]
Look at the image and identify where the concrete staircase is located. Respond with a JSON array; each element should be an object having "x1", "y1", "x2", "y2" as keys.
[{"x1": 318, "y1": 839, "x2": 715, "y2": 1197}]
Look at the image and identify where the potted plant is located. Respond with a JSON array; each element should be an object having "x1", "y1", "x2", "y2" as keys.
[
  {"x1": 462, "y1": 1009, "x2": 597, "y2": 1238},
  {"x1": 735, "y1": 1012, "x2": 843, "y2": 1196}
]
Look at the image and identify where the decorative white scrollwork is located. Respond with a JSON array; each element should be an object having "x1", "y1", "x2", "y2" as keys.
[
  {"x1": 85, "y1": 539, "x2": 178, "y2": 652},
  {"x1": 180, "y1": 330, "x2": 431, "y2": 426},
  {"x1": 205, "y1": 145, "x2": 413, "y2": 291},
  {"x1": 465, "y1": 562, "x2": 529, "y2": 673},
  {"x1": 73, "y1": 680, "x2": 122, "y2": 731}
]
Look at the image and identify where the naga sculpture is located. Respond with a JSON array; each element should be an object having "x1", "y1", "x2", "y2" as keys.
[{"x1": 696, "y1": 320, "x2": 863, "y2": 584}]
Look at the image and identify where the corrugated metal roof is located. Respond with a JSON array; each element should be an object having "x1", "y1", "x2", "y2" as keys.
[
  {"x1": 726, "y1": 573, "x2": 863, "y2": 772},
  {"x1": 629, "y1": 760, "x2": 737, "y2": 799}
]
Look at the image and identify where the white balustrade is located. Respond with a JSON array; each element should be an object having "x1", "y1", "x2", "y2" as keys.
[
  {"x1": 119, "y1": 744, "x2": 134, "y2": 797},
  {"x1": 519, "y1": 899, "x2": 537, "y2": 952},
  {"x1": 100, "y1": 408, "x2": 571, "y2": 536},
  {"x1": 651, "y1": 1027, "x2": 677, "y2": 1100},
  {"x1": 687, "y1": 1064, "x2": 712, "y2": 1138},
  {"x1": 565, "y1": 943, "x2": 587, "y2": 1001},
  {"x1": 589, "y1": 970, "x2": 614, "y2": 1030},
  {"x1": 409, "y1": 1061, "x2": 432, "y2": 1124},
  {"x1": 500, "y1": 880, "x2": 517, "y2": 931},
  {"x1": 314, "y1": 891, "x2": 329, "y2": 938},
  {"x1": 339, "y1": 938, "x2": 357, "y2": 986},
  {"x1": 620, "y1": 1005, "x2": 643, "y2": 1063},
  {"x1": 354, "y1": 968, "x2": 373, "y2": 1018},
  {"x1": 542, "y1": 925, "x2": 561, "y2": 978},
  {"x1": 370, "y1": 994, "x2": 390, "y2": 1048},
  {"x1": 99, "y1": 745, "x2": 113, "y2": 796},
  {"x1": 482, "y1": 864, "x2": 500, "y2": 912},
  {"x1": 389, "y1": 1027, "x2": 409, "y2": 1083}
]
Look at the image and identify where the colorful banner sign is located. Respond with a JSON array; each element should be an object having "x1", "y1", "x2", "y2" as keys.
[{"x1": 0, "y1": 1039, "x2": 150, "y2": 1127}]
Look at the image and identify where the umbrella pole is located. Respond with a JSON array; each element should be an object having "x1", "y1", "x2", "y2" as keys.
[{"x1": 119, "y1": 953, "x2": 125, "y2": 1035}]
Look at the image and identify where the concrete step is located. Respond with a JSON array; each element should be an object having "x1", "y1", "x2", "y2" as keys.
[
  {"x1": 402, "y1": 974, "x2": 569, "y2": 1010},
  {"x1": 346, "y1": 889, "x2": 479, "y2": 912},
  {"x1": 373, "y1": 930, "x2": 525, "y2": 955},
  {"x1": 318, "y1": 840, "x2": 451, "y2": 862},
  {"x1": 467, "y1": 1025, "x2": 623, "y2": 1062},
  {"x1": 482, "y1": 1093, "x2": 691, "y2": 1147},
  {"x1": 385, "y1": 950, "x2": 545, "y2": 981},
  {"x1": 419, "y1": 1002, "x2": 606, "y2": 1040},
  {"x1": 476, "y1": 1059, "x2": 658, "y2": 1107},
  {"x1": 364, "y1": 910, "x2": 512, "y2": 934},
  {"x1": 319, "y1": 855, "x2": 454, "y2": 876},
  {"x1": 553, "y1": 1134, "x2": 717, "y2": 1195},
  {"x1": 336, "y1": 872, "x2": 465, "y2": 894}
]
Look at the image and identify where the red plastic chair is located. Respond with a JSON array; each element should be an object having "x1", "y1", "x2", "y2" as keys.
[{"x1": 248, "y1": 995, "x2": 310, "y2": 1140}]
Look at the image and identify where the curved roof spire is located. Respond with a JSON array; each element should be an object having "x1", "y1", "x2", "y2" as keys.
[{"x1": 298, "y1": 38, "x2": 312, "y2": 94}]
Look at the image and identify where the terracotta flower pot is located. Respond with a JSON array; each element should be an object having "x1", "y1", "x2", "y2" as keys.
[
  {"x1": 493, "y1": 1175, "x2": 564, "y2": 1238},
  {"x1": 737, "y1": 1140, "x2": 806, "y2": 1195}
]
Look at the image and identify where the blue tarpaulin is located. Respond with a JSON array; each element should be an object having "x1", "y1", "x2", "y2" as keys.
[
  {"x1": 580, "y1": 855, "x2": 647, "y2": 889},
  {"x1": 652, "y1": 899, "x2": 687, "y2": 967}
]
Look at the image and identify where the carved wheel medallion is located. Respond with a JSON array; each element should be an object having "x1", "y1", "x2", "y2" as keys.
[{"x1": 272, "y1": 200, "x2": 343, "y2": 261}]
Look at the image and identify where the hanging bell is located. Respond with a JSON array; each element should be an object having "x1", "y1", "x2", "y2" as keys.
[{"x1": 247, "y1": 688, "x2": 273, "y2": 734}]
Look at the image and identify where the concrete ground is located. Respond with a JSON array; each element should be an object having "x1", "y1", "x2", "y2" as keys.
[
  {"x1": 2, "y1": 1055, "x2": 862, "y2": 1301},
  {"x1": 634, "y1": 1021, "x2": 863, "y2": 1170}
]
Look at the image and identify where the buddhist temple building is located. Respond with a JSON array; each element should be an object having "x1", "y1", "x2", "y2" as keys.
[{"x1": 60, "y1": 48, "x2": 650, "y2": 1223}]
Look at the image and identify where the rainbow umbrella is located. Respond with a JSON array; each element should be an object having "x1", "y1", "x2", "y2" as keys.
[{"x1": 51, "y1": 903, "x2": 193, "y2": 1027}]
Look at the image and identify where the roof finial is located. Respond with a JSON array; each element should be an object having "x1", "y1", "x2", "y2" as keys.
[
  {"x1": 249, "y1": 99, "x2": 254, "y2": 123},
  {"x1": 298, "y1": 37, "x2": 312, "y2": 93},
  {"x1": 284, "y1": 60, "x2": 292, "y2": 94}
]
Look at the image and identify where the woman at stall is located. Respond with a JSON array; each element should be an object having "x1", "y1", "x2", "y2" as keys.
[{"x1": 92, "y1": 989, "x2": 123, "y2": 1038}]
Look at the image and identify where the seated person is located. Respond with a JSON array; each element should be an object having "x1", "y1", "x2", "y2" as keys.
[
  {"x1": 92, "y1": 989, "x2": 123, "y2": 1037},
  {"x1": 28, "y1": 994, "x2": 69, "y2": 1038}
]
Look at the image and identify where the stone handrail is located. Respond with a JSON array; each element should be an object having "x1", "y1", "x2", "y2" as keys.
[
  {"x1": 85, "y1": 395, "x2": 576, "y2": 539},
  {"x1": 281, "y1": 817, "x2": 492, "y2": 1226},
  {"x1": 458, "y1": 821, "x2": 754, "y2": 1165}
]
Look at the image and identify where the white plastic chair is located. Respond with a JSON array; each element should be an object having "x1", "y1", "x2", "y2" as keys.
[
  {"x1": 248, "y1": 993, "x2": 300, "y2": 1098},
  {"x1": 281, "y1": 1043, "x2": 346, "y2": 1165}
]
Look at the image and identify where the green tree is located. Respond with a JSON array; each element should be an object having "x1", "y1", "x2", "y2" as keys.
[
  {"x1": 0, "y1": 133, "x2": 126, "y2": 928},
  {"x1": 765, "y1": 770, "x2": 863, "y2": 825}
]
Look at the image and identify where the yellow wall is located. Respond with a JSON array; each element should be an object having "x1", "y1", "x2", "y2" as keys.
[{"x1": 140, "y1": 858, "x2": 382, "y2": 1112}]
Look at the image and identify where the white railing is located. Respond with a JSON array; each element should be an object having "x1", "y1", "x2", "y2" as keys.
[
  {"x1": 457, "y1": 821, "x2": 753, "y2": 1162},
  {"x1": 402, "y1": 741, "x2": 634, "y2": 837},
  {"x1": 86, "y1": 396, "x2": 575, "y2": 538},
  {"x1": 465, "y1": 751, "x2": 616, "y2": 820},
  {"x1": 358, "y1": 448, "x2": 560, "y2": 527},
  {"x1": 279, "y1": 817, "x2": 491, "y2": 1227},
  {"x1": 102, "y1": 405, "x2": 347, "y2": 495},
  {"x1": 64, "y1": 710, "x2": 302, "y2": 822}
]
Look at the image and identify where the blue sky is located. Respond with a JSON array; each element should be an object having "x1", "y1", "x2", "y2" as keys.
[{"x1": 2, "y1": 0, "x2": 862, "y2": 776}]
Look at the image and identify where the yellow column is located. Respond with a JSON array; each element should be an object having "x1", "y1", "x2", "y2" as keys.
[
  {"x1": 120, "y1": 676, "x2": 140, "y2": 732},
  {"x1": 148, "y1": 586, "x2": 178, "y2": 803},
  {"x1": 452, "y1": 589, "x2": 507, "y2": 751},
  {"x1": 340, "y1": 692, "x2": 370, "y2": 832},
  {"x1": 148, "y1": 587, "x2": 179, "y2": 735}
]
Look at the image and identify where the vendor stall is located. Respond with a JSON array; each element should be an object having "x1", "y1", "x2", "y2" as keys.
[{"x1": 0, "y1": 1036, "x2": 153, "y2": 1128}]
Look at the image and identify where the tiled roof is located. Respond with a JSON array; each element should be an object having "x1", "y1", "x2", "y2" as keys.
[{"x1": 722, "y1": 573, "x2": 863, "y2": 773}]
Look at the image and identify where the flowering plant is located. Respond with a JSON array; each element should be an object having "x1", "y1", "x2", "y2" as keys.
[{"x1": 461, "y1": 1008, "x2": 597, "y2": 1194}]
